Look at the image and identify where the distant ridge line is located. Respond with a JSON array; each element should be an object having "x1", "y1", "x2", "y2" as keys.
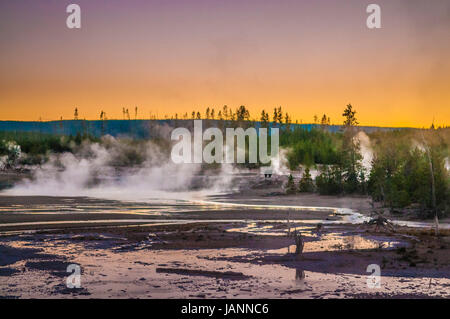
[{"x1": 0, "y1": 119, "x2": 413, "y2": 139}]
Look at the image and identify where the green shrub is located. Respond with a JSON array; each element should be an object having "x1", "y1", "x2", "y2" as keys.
[
  {"x1": 298, "y1": 168, "x2": 315, "y2": 192},
  {"x1": 316, "y1": 166, "x2": 344, "y2": 195},
  {"x1": 285, "y1": 174, "x2": 297, "y2": 194}
]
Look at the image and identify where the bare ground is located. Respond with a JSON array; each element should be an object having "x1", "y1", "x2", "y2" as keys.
[
  {"x1": 0, "y1": 211, "x2": 449, "y2": 298},
  {"x1": 0, "y1": 174, "x2": 449, "y2": 299}
]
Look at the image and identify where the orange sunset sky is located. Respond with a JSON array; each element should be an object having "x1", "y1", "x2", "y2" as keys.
[{"x1": 0, "y1": 0, "x2": 449, "y2": 127}]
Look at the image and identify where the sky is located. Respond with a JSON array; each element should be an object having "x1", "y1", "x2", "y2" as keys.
[{"x1": 0, "y1": 0, "x2": 449, "y2": 127}]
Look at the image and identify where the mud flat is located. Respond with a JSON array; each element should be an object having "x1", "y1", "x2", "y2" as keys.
[{"x1": 0, "y1": 194, "x2": 449, "y2": 299}]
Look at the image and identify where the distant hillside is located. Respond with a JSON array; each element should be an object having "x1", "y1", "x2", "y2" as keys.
[{"x1": 0, "y1": 120, "x2": 409, "y2": 139}]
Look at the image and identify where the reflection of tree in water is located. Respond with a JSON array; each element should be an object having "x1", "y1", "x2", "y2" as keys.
[{"x1": 295, "y1": 268, "x2": 305, "y2": 282}]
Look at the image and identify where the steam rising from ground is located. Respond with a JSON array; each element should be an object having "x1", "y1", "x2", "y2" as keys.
[
  {"x1": 269, "y1": 148, "x2": 289, "y2": 175},
  {"x1": 411, "y1": 139, "x2": 426, "y2": 152},
  {"x1": 354, "y1": 131, "x2": 374, "y2": 176},
  {"x1": 0, "y1": 157, "x2": 6, "y2": 171},
  {"x1": 5, "y1": 136, "x2": 234, "y2": 201}
]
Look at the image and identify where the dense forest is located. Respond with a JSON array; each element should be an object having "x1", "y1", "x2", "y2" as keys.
[{"x1": 283, "y1": 105, "x2": 449, "y2": 219}]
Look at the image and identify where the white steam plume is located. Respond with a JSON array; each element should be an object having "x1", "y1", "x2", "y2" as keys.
[
  {"x1": 354, "y1": 131, "x2": 373, "y2": 176},
  {"x1": 4, "y1": 136, "x2": 233, "y2": 202},
  {"x1": 270, "y1": 148, "x2": 290, "y2": 175}
]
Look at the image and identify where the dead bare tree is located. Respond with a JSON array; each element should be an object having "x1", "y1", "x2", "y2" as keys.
[
  {"x1": 293, "y1": 229, "x2": 304, "y2": 256},
  {"x1": 367, "y1": 214, "x2": 395, "y2": 232}
]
